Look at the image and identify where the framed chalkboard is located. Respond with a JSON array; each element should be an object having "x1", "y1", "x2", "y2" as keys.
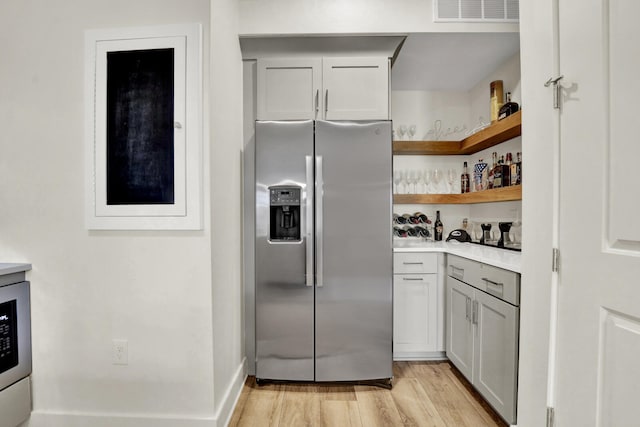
[{"x1": 85, "y1": 24, "x2": 202, "y2": 230}]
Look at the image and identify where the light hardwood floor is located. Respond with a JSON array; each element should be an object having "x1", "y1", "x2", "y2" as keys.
[{"x1": 228, "y1": 361, "x2": 508, "y2": 427}]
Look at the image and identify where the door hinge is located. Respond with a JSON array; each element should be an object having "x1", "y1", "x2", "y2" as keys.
[
  {"x1": 546, "y1": 406, "x2": 555, "y2": 427},
  {"x1": 544, "y1": 76, "x2": 564, "y2": 109},
  {"x1": 552, "y1": 248, "x2": 560, "y2": 273}
]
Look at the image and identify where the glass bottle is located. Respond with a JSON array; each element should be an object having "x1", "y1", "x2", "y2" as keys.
[
  {"x1": 434, "y1": 210, "x2": 443, "y2": 241},
  {"x1": 461, "y1": 161, "x2": 470, "y2": 194},
  {"x1": 498, "y1": 92, "x2": 520, "y2": 120}
]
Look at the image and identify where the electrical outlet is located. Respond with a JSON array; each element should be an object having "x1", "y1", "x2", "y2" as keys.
[{"x1": 112, "y1": 339, "x2": 128, "y2": 365}]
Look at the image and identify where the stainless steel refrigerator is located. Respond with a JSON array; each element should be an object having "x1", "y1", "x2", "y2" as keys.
[{"x1": 255, "y1": 120, "x2": 392, "y2": 383}]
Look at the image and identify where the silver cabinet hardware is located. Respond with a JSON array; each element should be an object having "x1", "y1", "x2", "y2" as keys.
[{"x1": 544, "y1": 75, "x2": 564, "y2": 109}]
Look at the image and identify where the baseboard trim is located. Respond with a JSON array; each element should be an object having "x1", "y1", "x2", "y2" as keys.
[
  {"x1": 26, "y1": 358, "x2": 248, "y2": 427},
  {"x1": 214, "y1": 357, "x2": 248, "y2": 427},
  {"x1": 394, "y1": 351, "x2": 447, "y2": 361},
  {"x1": 26, "y1": 411, "x2": 216, "y2": 427}
]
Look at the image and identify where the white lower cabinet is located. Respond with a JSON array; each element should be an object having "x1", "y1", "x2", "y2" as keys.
[
  {"x1": 393, "y1": 252, "x2": 444, "y2": 360},
  {"x1": 446, "y1": 273, "x2": 519, "y2": 425}
]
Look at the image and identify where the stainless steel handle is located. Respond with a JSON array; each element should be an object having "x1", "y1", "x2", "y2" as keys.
[
  {"x1": 465, "y1": 296, "x2": 470, "y2": 321},
  {"x1": 472, "y1": 300, "x2": 478, "y2": 325},
  {"x1": 402, "y1": 277, "x2": 424, "y2": 281},
  {"x1": 450, "y1": 265, "x2": 464, "y2": 279},
  {"x1": 316, "y1": 156, "x2": 323, "y2": 288},
  {"x1": 305, "y1": 156, "x2": 314, "y2": 287},
  {"x1": 403, "y1": 262, "x2": 424, "y2": 265},
  {"x1": 315, "y1": 89, "x2": 319, "y2": 116},
  {"x1": 483, "y1": 277, "x2": 504, "y2": 296},
  {"x1": 324, "y1": 89, "x2": 328, "y2": 115}
]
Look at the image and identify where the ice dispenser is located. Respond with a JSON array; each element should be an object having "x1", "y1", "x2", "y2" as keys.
[{"x1": 269, "y1": 186, "x2": 301, "y2": 241}]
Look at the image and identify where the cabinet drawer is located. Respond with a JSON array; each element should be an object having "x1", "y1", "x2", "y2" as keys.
[
  {"x1": 478, "y1": 263, "x2": 520, "y2": 306},
  {"x1": 447, "y1": 255, "x2": 480, "y2": 283},
  {"x1": 394, "y1": 252, "x2": 438, "y2": 274}
]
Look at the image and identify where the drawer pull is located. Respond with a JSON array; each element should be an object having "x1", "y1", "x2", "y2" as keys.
[
  {"x1": 482, "y1": 278, "x2": 503, "y2": 287},
  {"x1": 403, "y1": 262, "x2": 424, "y2": 265},
  {"x1": 482, "y1": 278, "x2": 504, "y2": 297},
  {"x1": 451, "y1": 265, "x2": 464, "y2": 278},
  {"x1": 403, "y1": 277, "x2": 424, "y2": 281}
]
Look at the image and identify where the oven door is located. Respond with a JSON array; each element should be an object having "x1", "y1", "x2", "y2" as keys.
[{"x1": 0, "y1": 281, "x2": 31, "y2": 391}]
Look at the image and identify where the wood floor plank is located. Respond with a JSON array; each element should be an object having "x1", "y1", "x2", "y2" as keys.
[
  {"x1": 410, "y1": 361, "x2": 498, "y2": 426},
  {"x1": 230, "y1": 363, "x2": 507, "y2": 427},
  {"x1": 277, "y1": 384, "x2": 321, "y2": 427},
  {"x1": 229, "y1": 380, "x2": 285, "y2": 427},
  {"x1": 390, "y1": 377, "x2": 447, "y2": 427},
  {"x1": 320, "y1": 400, "x2": 363, "y2": 427},
  {"x1": 355, "y1": 386, "x2": 405, "y2": 427}
]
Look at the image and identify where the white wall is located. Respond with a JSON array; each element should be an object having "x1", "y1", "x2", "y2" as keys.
[
  {"x1": 0, "y1": 1, "x2": 242, "y2": 426},
  {"x1": 239, "y1": 0, "x2": 519, "y2": 35},
  {"x1": 209, "y1": 0, "x2": 246, "y2": 425}
]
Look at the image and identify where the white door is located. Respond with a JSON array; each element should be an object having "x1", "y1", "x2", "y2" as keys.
[
  {"x1": 393, "y1": 273, "x2": 438, "y2": 356},
  {"x1": 322, "y1": 57, "x2": 389, "y2": 120},
  {"x1": 256, "y1": 58, "x2": 322, "y2": 120},
  {"x1": 554, "y1": 1, "x2": 640, "y2": 425}
]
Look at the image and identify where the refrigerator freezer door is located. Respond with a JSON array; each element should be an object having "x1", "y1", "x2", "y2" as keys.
[
  {"x1": 314, "y1": 120, "x2": 393, "y2": 381},
  {"x1": 255, "y1": 120, "x2": 315, "y2": 381}
]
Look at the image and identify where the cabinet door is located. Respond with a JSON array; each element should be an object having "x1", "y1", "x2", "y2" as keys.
[
  {"x1": 322, "y1": 57, "x2": 389, "y2": 120},
  {"x1": 257, "y1": 58, "x2": 322, "y2": 120},
  {"x1": 446, "y1": 276, "x2": 474, "y2": 381},
  {"x1": 473, "y1": 290, "x2": 519, "y2": 425},
  {"x1": 393, "y1": 273, "x2": 438, "y2": 356}
]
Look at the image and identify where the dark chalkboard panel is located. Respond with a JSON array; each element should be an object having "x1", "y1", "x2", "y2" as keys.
[{"x1": 106, "y1": 48, "x2": 175, "y2": 205}]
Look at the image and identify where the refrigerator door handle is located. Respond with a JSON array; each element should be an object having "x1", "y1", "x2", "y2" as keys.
[
  {"x1": 316, "y1": 155, "x2": 324, "y2": 288},
  {"x1": 305, "y1": 156, "x2": 314, "y2": 287}
]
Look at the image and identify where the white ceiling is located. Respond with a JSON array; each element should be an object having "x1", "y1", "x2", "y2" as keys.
[{"x1": 391, "y1": 32, "x2": 521, "y2": 91}]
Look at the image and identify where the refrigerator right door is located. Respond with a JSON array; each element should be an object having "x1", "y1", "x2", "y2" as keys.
[{"x1": 314, "y1": 120, "x2": 393, "y2": 382}]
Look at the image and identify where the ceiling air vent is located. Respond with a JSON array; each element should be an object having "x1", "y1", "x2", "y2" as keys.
[{"x1": 435, "y1": 0, "x2": 519, "y2": 22}]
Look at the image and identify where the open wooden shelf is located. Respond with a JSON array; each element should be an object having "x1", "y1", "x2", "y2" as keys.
[
  {"x1": 393, "y1": 185, "x2": 522, "y2": 204},
  {"x1": 393, "y1": 110, "x2": 522, "y2": 156}
]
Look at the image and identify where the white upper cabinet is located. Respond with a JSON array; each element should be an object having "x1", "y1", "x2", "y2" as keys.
[
  {"x1": 257, "y1": 56, "x2": 389, "y2": 120},
  {"x1": 322, "y1": 57, "x2": 389, "y2": 120},
  {"x1": 257, "y1": 58, "x2": 322, "y2": 120}
]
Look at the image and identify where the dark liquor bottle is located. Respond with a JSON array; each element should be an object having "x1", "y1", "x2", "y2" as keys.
[
  {"x1": 498, "y1": 92, "x2": 520, "y2": 120},
  {"x1": 403, "y1": 225, "x2": 419, "y2": 237},
  {"x1": 493, "y1": 155, "x2": 504, "y2": 188},
  {"x1": 393, "y1": 226, "x2": 408, "y2": 237},
  {"x1": 503, "y1": 153, "x2": 512, "y2": 187},
  {"x1": 511, "y1": 152, "x2": 522, "y2": 185},
  {"x1": 488, "y1": 152, "x2": 499, "y2": 189},
  {"x1": 414, "y1": 212, "x2": 431, "y2": 224},
  {"x1": 460, "y1": 161, "x2": 470, "y2": 193},
  {"x1": 401, "y1": 213, "x2": 415, "y2": 224},
  {"x1": 393, "y1": 213, "x2": 406, "y2": 224},
  {"x1": 414, "y1": 226, "x2": 430, "y2": 238},
  {"x1": 434, "y1": 210, "x2": 443, "y2": 241}
]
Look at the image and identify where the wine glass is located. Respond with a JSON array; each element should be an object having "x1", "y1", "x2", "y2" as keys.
[
  {"x1": 447, "y1": 169, "x2": 457, "y2": 193},
  {"x1": 407, "y1": 170, "x2": 418, "y2": 193},
  {"x1": 393, "y1": 170, "x2": 403, "y2": 194},
  {"x1": 407, "y1": 125, "x2": 416, "y2": 140},
  {"x1": 424, "y1": 169, "x2": 433, "y2": 194},
  {"x1": 433, "y1": 169, "x2": 443, "y2": 193},
  {"x1": 398, "y1": 125, "x2": 407, "y2": 140},
  {"x1": 417, "y1": 170, "x2": 426, "y2": 193}
]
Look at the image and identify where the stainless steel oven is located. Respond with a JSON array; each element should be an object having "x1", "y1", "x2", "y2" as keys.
[
  {"x1": 0, "y1": 266, "x2": 32, "y2": 427},
  {"x1": 0, "y1": 279, "x2": 31, "y2": 391}
]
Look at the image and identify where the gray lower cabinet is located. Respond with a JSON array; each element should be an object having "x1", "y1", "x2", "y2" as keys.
[{"x1": 446, "y1": 257, "x2": 520, "y2": 425}]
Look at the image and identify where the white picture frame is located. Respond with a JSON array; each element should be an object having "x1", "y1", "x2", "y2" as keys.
[{"x1": 85, "y1": 24, "x2": 202, "y2": 230}]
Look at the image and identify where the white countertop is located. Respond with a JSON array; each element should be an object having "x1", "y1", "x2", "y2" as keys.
[
  {"x1": 393, "y1": 240, "x2": 521, "y2": 273},
  {"x1": 0, "y1": 263, "x2": 32, "y2": 276}
]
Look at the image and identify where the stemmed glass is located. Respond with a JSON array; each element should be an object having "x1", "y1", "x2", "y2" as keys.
[
  {"x1": 398, "y1": 125, "x2": 407, "y2": 141},
  {"x1": 407, "y1": 125, "x2": 416, "y2": 140},
  {"x1": 433, "y1": 169, "x2": 443, "y2": 193},
  {"x1": 417, "y1": 170, "x2": 426, "y2": 194},
  {"x1": 424, "y1": 169, "x2": 433, "y2": 194},
  {"x1": 447, "y1": 169, "x2": 457, "y2": 194},
  {"x1": 407, "y1": 170, "x2": 418, "y2": 193},
  {"x1": 393, "y1": 170, "x2": 403, "y2": 194}
]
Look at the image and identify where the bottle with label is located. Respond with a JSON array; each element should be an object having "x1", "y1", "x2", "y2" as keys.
[
  {"x1": 434, "y1": 210, "x2": 443, "y2": 241},
  {"x1": 488, "y1": 152, "x2": 498, "y2": 189},
  {"x1": 414, "y1": 225, "x2": 430, "y2": 238},
  {"x1": 460, "y1": 161, "x2": 470, "y2": 193},
  {"x1": 503, "y1": 153, "x2": 513, "y2": 187},
  {"x1": 393, "y1": 213, "x2": 406, "y2": 224},
  {"x1": 490, "y1": 80, "x2": 504, "y2": 122},
  {"x1": 498, "y1": 92, "x2": 520, "y2": 120},
  {"x1": 393, "y1": 226, "x2": 408, "y2": 238},
  {"x1": 403, "y1": 225, "x2": 419, "y2": 237},
  {"x1": 511, "y1": 152, "x2": 522, "y2": 185},
  {"x1": 474, "y1": 159, "x2": 488, "y2": 191}
]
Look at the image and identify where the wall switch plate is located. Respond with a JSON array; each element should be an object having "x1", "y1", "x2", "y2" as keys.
[{"x1": 112, "y1": 339, "x2": 128, "y2": 365}]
